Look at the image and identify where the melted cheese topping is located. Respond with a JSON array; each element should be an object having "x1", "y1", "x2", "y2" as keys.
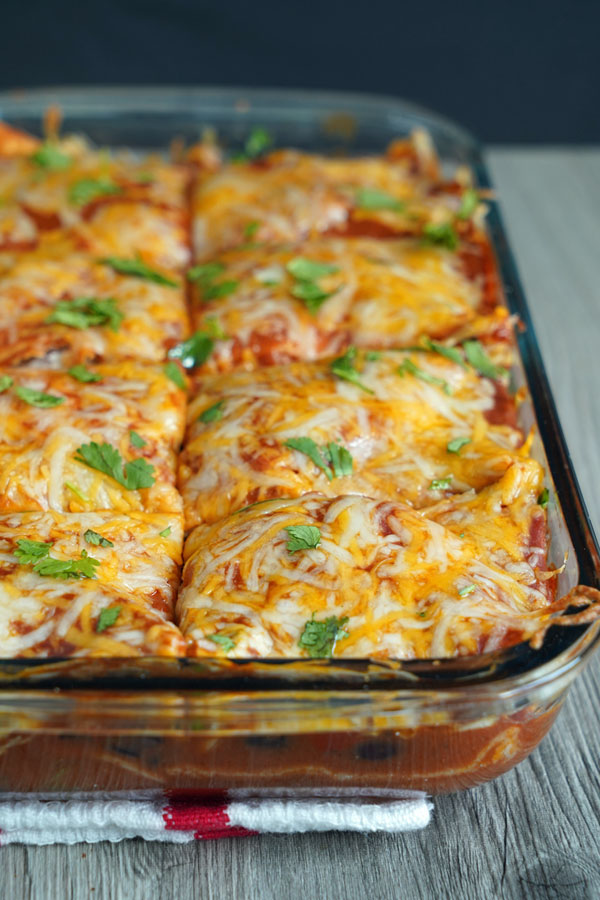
[
  {"x1": 192, "y1": 136, "x2": 462, "y2": 259},
  {"x1": 0, "y1": 123, "x2": 555, "y2": 662},
  {"x1": 190, "y1": 237, "x2": 506, "y2": 372},
  {"x1": 179, "y1": 463, "x2": 548, "y2": 660},
  {"x1": 0, "y1": 511, "x2": 184, "y2": 657},
  {"x1": 180, "y1": 350, "x2": 523, "y2": 528},
  {"x1": 0, "y1": 363, "x2": 185, "y2": 513},
  {"x1": 0, "y1": 135, "x2": 190, "y2": 254},
  {"x1": 0, "y1": 239, "x2": 189, "y2": 366}
]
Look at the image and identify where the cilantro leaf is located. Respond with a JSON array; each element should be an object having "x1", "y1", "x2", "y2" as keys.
[
  {"x1": 163, "y1": 361, "x2": 186, "y2": 390},
  {"x1": 447, "y1": 437, "x2": 471, "y2": 454},
  {"x1": 99, "y1": 257, "x2": 178, "y2": 288},
  {"x1": 463, "y1": 340, "x2": 507, "y2": 379},
  {"x1": 208, "y1": 633, "x2": 236, "y2": 652},
  {"x1": 30, "y1": 143, "x2": 71, "y2": 171},
  {"x1": 199, "y1": 400, "x2": 225, "y2": 424},
  {"x1": 158, "y1": 526, "x2": 171, "y2": 538},
  {"x1": 285, "y1": 437, "x2": 333, "y2": 481},
  {"x1": 84, "y1": 529, "x2": 114, "y2": 548},
  {"x1": 354, "y1": 187, "x2": 405, "y2": 213},
  {"x1": 15, "y1": 385, "x2": 65, "y2": 408},
  {"x1": 458, "y1": 584, "x2": 476, "y2": 596},
  {"x1": 290, "y1": 280, "x2": 335, "y2": 314},
  {"x1": 235, "y1": 127, "x2": 273, "y2": 162},
  {"x1": 33, "y1": 549, "x2": 100, "y2": 580},
  {"x1": 67, "y1": 365, "x2": 102, "y2": 383},
  {"x1": 96, "y1": 605, "x2": 122, "y2": 633},
  {"x1": 0, "y1": 375, "x2": 13, "y2": 393},
  {"x1": 458, "y1": 188, "x2": 479, "y2": 221},
  {"x1": 168, "y1": 331, "x2": 214, "y2": 369},
  {"x1": 322, "y1": 441, "x2": 353, "y2": 478},
  {"x1": 45, "y1": 296, "x2": 123, "y2": 332},
  {"x1": 74, "y1": 441, "x2": 155, "y2": 490},
  {"x1": 122, "y1": 458, "x2": 157, "y2": 490},
  {"x1": 364, "y1": 351, "x2": 381, "y2": 361},
  {"x1": 330, "y1": 347, "x2": 374, "y2": 394},
  {"x1": 397, "y1": 358, "x2": 452, "y2": 395},
  {"x1": 285, "y1": 525, "x2": 322, "y2": 553},
  {"x1": 286, "y1": 258, "x2": 339, "y2": 281},
  {"x1": 430, "y1": 476, "x2": 453, "y2": 490},
  {"x1": 188, "y1": 261, "x2": 239, "y2": 301},
  {"x1": 187, "y1": 261, "x2": 226, "y2": 284},
  {"x1": 65, "y1": 481, "x2": 88, "y2": 502},
  {"x1": 298, "y1": 614, "x2": 349, "y2": 658},
  {"x1": 420, "y1": 337, "x2": 466, "y2": 368},
  {"x1": 68, "y1": 177, "x2": 122, "y2": 207},
  {"x1": 538, "y1": 488, "x2": 549, "y2": 509},
  {"x1": 129, "y1": 430, "x2": 146, "y2": 448},
  {"x1": 422, "y1": 222, "x2": 459, "y2": 251},
  {"x1": 244, "y1": 221, "x2": 260, "y2": 240},
  {"x1": 14, "y1": 539, "x2": 53, "y2": 564},
  {"x1": 202, "y1": 280, "x2": 239, "y2": 301}
]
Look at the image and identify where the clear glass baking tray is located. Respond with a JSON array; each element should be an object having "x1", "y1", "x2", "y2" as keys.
[{"x1": 0, "y1": 86, "x2": 597, "y2": 795}]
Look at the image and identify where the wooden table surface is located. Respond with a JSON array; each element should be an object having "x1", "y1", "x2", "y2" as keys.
[{"x1": 4, "y1": 149, "x2": 600, "y2": 900}]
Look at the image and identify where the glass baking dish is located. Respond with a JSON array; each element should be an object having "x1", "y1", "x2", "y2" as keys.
[{"x1": 0, "y1": 86, "x2": 598, "y2": 796}]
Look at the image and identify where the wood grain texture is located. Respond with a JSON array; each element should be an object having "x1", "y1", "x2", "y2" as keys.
[{"x1": 3, "y1": 150, "x2": 600, "y2": 900}]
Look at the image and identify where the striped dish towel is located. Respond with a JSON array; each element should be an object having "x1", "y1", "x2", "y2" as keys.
[{"x1": 0, "y1": 790, "x2": 432, "y2": 844}]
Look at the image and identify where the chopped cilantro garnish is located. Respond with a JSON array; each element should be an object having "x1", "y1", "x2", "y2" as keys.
[
  {"x1": 397, "y1": 358, "x2": 452, "y2": 395},
  {"x1": 67, "y1": 365, "x2": 102, "y2": 383},
  {"x1": 100, "y1": 257, "x2": 178, "y2": 288},
  {"x1": 187, "y1": 261, "x2": 238, "y2": 301},
  {"x1": 234, "y1": 127, "x2": 273, "y2": 162},
  {"x1": 65, "y1": 481, "x2": 88, "y2": 502},
  {"x1": 30, "y1": 143, "x2": 71, "y2": 171},
  {"x1": 168, "y1": 331, "x2": 214, "y2": 369},
  {"x1": 285, "y1": 525, "x2": 322, "y2": 553},
  {"x1": 0, "y1": 375, "x2": 13, "y2": 393},
  {"x1": 208, "y1": 633, "x2": 236, "y2": 652},
  {"x1": 291, "y1": 280, "x2": 335, "y2": 313},
  {"x1": 68, "y1": 177, "x2": 121, "y2": 207},
  {"x1": 430, "y1": 476, "x2": 453, "y2": 491},
  {"x1": 364, "y1": 351, "x2": 382, "y2": 361},
  {"x1": 463, "y1": 340, "x2": 507, "y2": 379},
  {"x1": 298, "y1": 614, "x2": 349, "y2": 658},
  {"x1": 354, "y1": 187, "x2": 405, "y2": 213},
  {"x1": 203, "y1": 279, "x2": 239, "y2": 301},
  {"x1": 286, "y1": 258, "x2": 339, "y2": 281},
  {"x1": 322, "y1": 441, "x2": 353, "y2": 479},
  {"x1": 330, "y1": 347, "x2": 374, "y2": 394},
  {"x1": 199, "y1": 400, "x2": 225, "y2": 424},
  {"x1": 16, "y1": 541, "x2": 100, "y2": 580},
  {"x1": 422, "y1": 222, "x2": 459, "y2": 251},
  {"x1": 158, "y1": 526, "x2": 171, "y2": 538},
  {"x1": 163, "y1": 361, "x2": 186, "y2": 390},
  {"x1": 458, "y1": 188, "x2": 479, "y2": 221},
  {"x1": 129, "y1": 430, "x2": 146, "y2": 448},
  {"x1": 285, "y1": 437, "x2": 353, "y2": 481},
  {"x1": 45, "y1": 296, "x2": 123, "y2": 332},
  {"x1": 15, "y1": 386, "x2": 65, "y2": 408},
  {"x1": 203, "y1": 316, "x2": 227, "y2": 339},
  {"x1": 447, "y1": 437, "x2": 471, "y2": 454},
  {"x1": 96, "y1": 605, "x2": 122, "y2": 633},
  {"x1": 14, "y1": 539, "x2": 53, "y2": 565},
  {"x1": 285, "y1": 437, "x2": 332, "y2": 481},
  {"x1": 538, "y1": 488, "x2": 549, "y2": 509},
  {"x1": 421, "y1": 337, "x2": 466, "y2": 368},
  {"x1": 244, "y1": 221, "x2": 260, "y2": 240},
  {"x1": 187, "y1": 261, "x2": 226, "y2": 284},
  {"x1": 84, "y1": 529, "x2": 114, "y2": 548},
  {"x1": 74, "y1": 441, "x2": 155, "y2": 490},
  {"x1": 458, "y1": 584, "x2": 476, "y2": 596}
]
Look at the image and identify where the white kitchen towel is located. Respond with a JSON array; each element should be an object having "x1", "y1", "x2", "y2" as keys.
[{"x1": 0, "y1": 790, "x2": 433, "y2": 844}]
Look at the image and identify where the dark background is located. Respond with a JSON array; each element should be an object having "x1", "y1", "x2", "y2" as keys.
[{"x1": 1, "y1": 0, "x2": 598, "y2": 143}]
